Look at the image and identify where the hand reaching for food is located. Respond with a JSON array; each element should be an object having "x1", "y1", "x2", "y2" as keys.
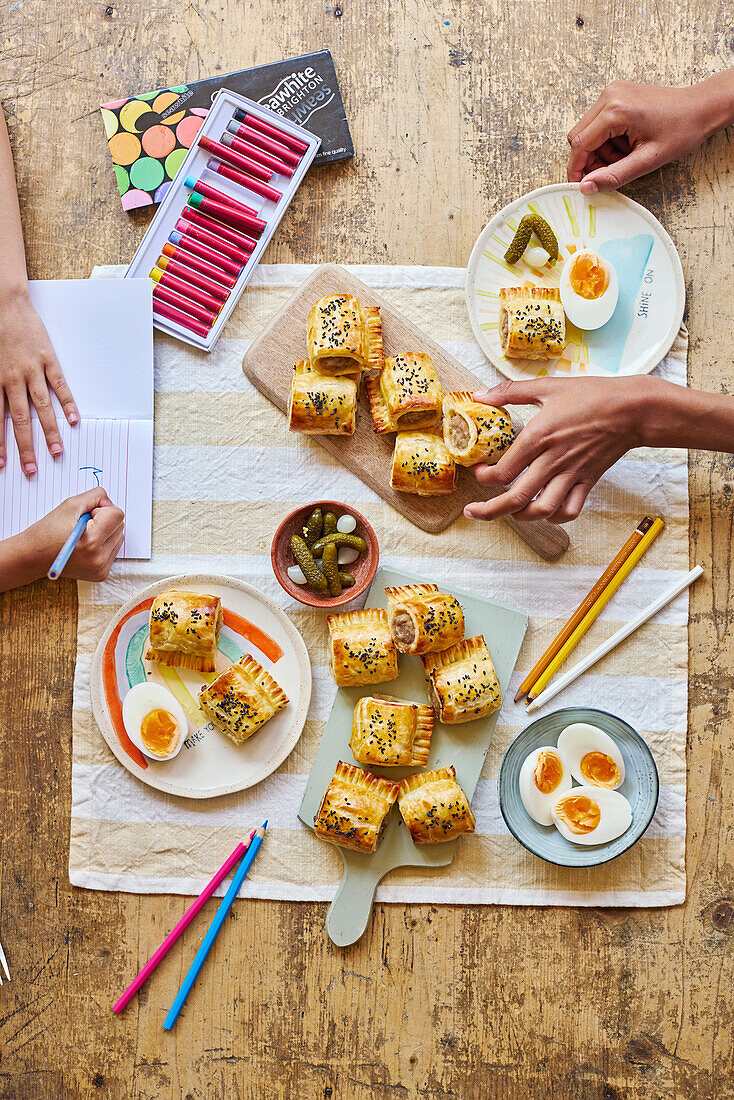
[
  {"x1": 464, "y1": 376, "x2": 734, "y2": 524},
  {"x1": 567, "y1": 72, "x2": 734, "y2": 193}
]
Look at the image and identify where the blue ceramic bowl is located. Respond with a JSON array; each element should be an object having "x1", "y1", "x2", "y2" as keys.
[{"x1": 498, "y1": 707, "x2": 659, "y2": 867}]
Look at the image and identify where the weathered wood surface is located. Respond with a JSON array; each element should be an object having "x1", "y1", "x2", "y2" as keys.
[
  {"x1": 242, "y1": 261, "x2": 569, "y2": 555},
  {"x1": 0, "y1": 1, "x2": 732, "y2": 1097}
]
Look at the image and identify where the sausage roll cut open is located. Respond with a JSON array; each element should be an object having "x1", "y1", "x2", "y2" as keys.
[
  {"x1": 307, "y1": 294, "x2": 383, "y2": 377},
  {"x1": 288, "y1": 360, "x2": 358, "y2": 436},
  {"x1": 146, "y1": 590, "x2": 223, "y2": 673},
  {"x1": 390, "y1": 431, "x2": 456, "y2": 496},
  {"x1": 365, "y1": 352, "x2": 444, "y2": 433},
  {"x1": 349, "y1": 694, "x2": 435, "y2": 767},
  {"x1": 421, "y1": 635, "x2": 502, "y2": 724},
  {"x1": 327, "y1": 609, "x2": 399, "y2": 687},
  {"x1": 498, "y1": 286, "x2": 565, "y2": 360},
  {"x1": 385, "y1": 583, "x2": 464, "y2": 656},
  {"x1": 314, "y1": 760, "x2": 400, "y2": 853},
  {"x1": 398, "y1": 765, "x2": 476, "y2": 845},
  {"x1": 198, "y1": 654, "x2": 288, "y2": 744},
  {"x1": 442, "y1": 392, "x2": 515, "y2": 467}
]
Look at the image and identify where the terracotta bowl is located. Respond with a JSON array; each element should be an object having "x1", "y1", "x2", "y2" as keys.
[{"x1": 271, "y1": 501, "x2": 379, "y2": 609}]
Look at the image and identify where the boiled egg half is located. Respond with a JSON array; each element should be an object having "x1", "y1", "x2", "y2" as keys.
[
  {"x1": 551, "y1": 785, "x2": 632, "y2": 845},
  {"x1": 559, "y1": 249, "x2": 618, "y2": 330},
  {"x1": 557, "y1": 723, "x2": 625, "y2": 789},
  {"x1": 519, "y1": 745, "x2": 573, "y2": 826},
  {"x1": 122, "y1": 682, "x2": 187, "y2": 761}
]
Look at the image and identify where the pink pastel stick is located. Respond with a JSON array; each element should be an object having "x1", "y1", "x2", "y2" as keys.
[{"x1": 112, "y1": 834, "x2": 254, "y2": 1013}]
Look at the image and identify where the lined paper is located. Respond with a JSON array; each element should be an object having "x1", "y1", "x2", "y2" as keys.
[{"x1": 0, "y1": 279, "x2": 153, "y2": 558}]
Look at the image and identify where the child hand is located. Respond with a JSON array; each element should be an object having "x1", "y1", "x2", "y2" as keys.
[
  {"x1": 567, "y1": 79, "x2": 724, "y2": 193},
  {"x1": 0, "y1": 292, "x2": 79, "y2": 476},
  {"x1": 29, "y1": 488, "x2": 125, "y2": 580},
  {"x1": 464, "y1": 378, "x2": 651, "y2": 523}
]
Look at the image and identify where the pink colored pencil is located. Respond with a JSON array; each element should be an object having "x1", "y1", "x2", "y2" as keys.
[{"x1": 112, "y1": 835, "x2": 254, "y2": 1013}]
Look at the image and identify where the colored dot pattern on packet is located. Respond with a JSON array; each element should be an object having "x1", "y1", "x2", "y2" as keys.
[{"x1": 101, "y1": 86, "x2": 207, "y2": 210}]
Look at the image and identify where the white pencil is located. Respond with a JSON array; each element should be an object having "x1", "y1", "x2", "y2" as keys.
[{"x1": 526, "y1": 566, "x2": 704, "y2": 714}]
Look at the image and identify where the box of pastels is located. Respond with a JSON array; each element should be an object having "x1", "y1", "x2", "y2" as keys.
[{"x1": 124, "y1": 88, "x2": 321, "y2": 350}]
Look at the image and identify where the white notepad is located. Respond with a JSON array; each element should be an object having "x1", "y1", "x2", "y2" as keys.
[{"x1": 0, "y1": 279, "x2": 153, "y2": 558}]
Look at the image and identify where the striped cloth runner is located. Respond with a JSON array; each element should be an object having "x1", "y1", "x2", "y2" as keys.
[{"x1": 70, "y1": 264, "x2": 689, "y2": 906}]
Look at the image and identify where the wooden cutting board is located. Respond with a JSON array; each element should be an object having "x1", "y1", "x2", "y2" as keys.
[{"x1": 241, "y1": 263, "x2": 569, "y2": 561}]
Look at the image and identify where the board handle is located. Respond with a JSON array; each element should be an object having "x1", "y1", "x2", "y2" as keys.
[{"x1": 325, "y1": 861, "x2": 380, "y2": 947}]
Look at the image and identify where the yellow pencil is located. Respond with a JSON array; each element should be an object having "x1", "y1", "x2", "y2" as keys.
[{"x1": 525, "y1": 517, "x2": 665, "y2": 704}]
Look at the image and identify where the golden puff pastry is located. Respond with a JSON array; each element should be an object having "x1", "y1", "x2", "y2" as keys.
[
  {"x1": 499, "y1": 286, "x2": 565, "y2": 360},
  {"x1": 398, "y1": 765, "x2": 476, "y2": 845},
  {"x1": 198, "y1": 653, "x2": 288, "y2": 744},
  {"x1": 421, "y1": 635, "x2": 501, "y2": 724},
  {"x1": 307, "y1": 294, "x2": 383, "y2": 377},
  {"x1": 146, "y1": 590, "x2": 223, "y2": 673},
  {"x1": 314, "y1": 760, "x2": 399, "y2": 853},
  {"x1": 288, "y1": 360, "x2": 358, "y2": 436},
  {"x1": 365, "y1": 353, "x2": 444, "y2": 433},
  {"x1": 442, "y1": 392, "x2": 515, "y2": 467},
  {"x1": 385, "y1": 583, "x2": 465, "y2": 656},
  {"x1": 349, "y1": 694, "x2": 434, "y2": 767},
  {"x1": 390, "y1": 431, "x2": 456, "y2": 496},
  {"x1": 327, "y1": 609, "x2": 399, "y2": 688}
]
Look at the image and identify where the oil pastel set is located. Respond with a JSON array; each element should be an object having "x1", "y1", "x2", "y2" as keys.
[
  {"x1": 125, "y1": 89, "x2": 321, "y2": 349},
  {"x1": 100, "y1": 50, "x2": 353, "y2": 210}
]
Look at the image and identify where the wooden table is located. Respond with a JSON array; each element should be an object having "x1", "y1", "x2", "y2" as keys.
[{"x1": 1, "y1": 2, "x2": 732, "y2": 1097}]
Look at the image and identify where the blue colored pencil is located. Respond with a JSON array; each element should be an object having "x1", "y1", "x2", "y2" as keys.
[
  {"x1": 163, "y1": 821, "x2": 268, "y2": 1030},
  {"x1": 47, "y1": 512, "x2": 92, "y2": 580}
]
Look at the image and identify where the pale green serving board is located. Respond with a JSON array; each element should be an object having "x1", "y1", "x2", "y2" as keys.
[{"x1": 298, "y1": 566, "x2": 528, "y2": 945}]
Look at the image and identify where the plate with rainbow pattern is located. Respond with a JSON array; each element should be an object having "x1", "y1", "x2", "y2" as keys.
[
  {"x1": 90, "y1": 574, "x2": 311, "y2": 799},
  {"x1": 466, "y1": 183, "x2": 685, "y2": 381}
]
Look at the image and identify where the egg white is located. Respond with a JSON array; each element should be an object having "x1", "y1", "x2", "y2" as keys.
[
  {"x1": 518, "y1": 745, "x2": 573, "y2": 826},
  {"x1": 559, "y1": 250, "x2": 619, "y2": 330},
  {"x1": 551, "y1": 785, "x2": 632, "y2": 845},
  {"x1": 557, "y1": 723, "x2": 625, "y2": 789},
  {"x1": 122, "y1": 682, "x2": 188, "y2": 761}
]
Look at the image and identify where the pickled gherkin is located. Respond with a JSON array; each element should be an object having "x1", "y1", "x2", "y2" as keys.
[
  {"x1": 504, "y1": 214, "x2": 535, "y2": 265},
  {"x1": 322, "y1": 543, "x2": 342, "y2": 597},
  {"x1": 504, "y1": 212, "x2": 559, "y2": 265},
  {"x1": 302, "y1": 508, "x2": 323, "y2": 546},
  {"x1": 310, "y1": 532, "x2": 368, "y2": 558},
  {"x1": 290, "y1": 535, "x2": 328, "y2": 593},
  {"x1": 338, "y1": 572, "x2": 355, "y2": 587},
  {"x1": 323, "y1": 511, "x2": 338, "y2": 536}
]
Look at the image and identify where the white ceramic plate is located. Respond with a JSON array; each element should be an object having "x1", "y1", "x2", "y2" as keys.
[
  {"x1": 90, "y1": 573, "x2": 311, "y2": 799},
  {"x1": 466, "y1": 183, "x2": 685, "y2": 380}
]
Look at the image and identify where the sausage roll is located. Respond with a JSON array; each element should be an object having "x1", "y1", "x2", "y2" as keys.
[
  {"x1": 390, "y1": 431, "x2": 456, "y2": 496},
  {"x1": 398, "y1": 765, "x2": 476, "y2": 845},
  {"x1": 365, "y1": 353, "x2": 444, "y2": 433},
  {"x1": 349, "y1": 694, "x2": 435, "y2": 767},
  {"x1": 442, "y1": 392, "x2": 515, "y2": 467},
  {"x1": 198, "y1": 653, "x2": 288, "y2": 744},
  {"x1": 327, "y1": 609, "x2": 398, "y2": 688},
  {"x1": 385, "y1": 583, "x2": 464, "y2": 656},
  {"x1": 314, "y1": 760, "x2": 399, "y2": 853},
  {"x1": 421, "y1": 635, "x2": 502, "y2": 724},
  {"x1": 288, "y1": 360, "x2": 358, "y2": 436},
  {"x1": 498, "y1": 286, "x2": 565, "y2": 360},
  {"x1": 307, "y1": 294, "x2": 383, "y2": 377},
  {"x1": 146, "y1": 590, "x2": 223, "y2": 673}
]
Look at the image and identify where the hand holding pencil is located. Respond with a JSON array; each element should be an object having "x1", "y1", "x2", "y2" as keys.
[{"x1": 36, "y1": 489, "x2": 124, "y2": 581}]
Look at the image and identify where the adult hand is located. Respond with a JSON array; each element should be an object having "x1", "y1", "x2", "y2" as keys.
[
  {"x1": 28, "y1": 488, "x2": 125, "y2": 580},
  {"x1": 567, "y1": 78, "x2": 727, "y2": 193},
  {"x1": 0, "y1": 291, "x2": 79, "y2": 475},
  {"x1": 464, "y1": 378, "x2": 652, "y2": 523}
]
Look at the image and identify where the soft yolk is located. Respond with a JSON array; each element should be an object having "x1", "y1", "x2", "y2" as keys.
[
  {"x1": 569, "y1": 254, "x2": 608, "y2": 300},
  {"x1": 141, "y1": 708, "x2": 178, "y2": 755},
  {"x1": 555, "y1": 793, "x2": 601, "y2": 834},
  {"x1": 580, "y1": 751, "x2": 621, "y2": 788},
  {"x1": 533, "y1": 749, "x2": 564, "y2": 794}
]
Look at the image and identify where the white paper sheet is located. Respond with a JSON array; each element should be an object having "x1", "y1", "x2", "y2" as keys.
[{"x1": 0, "y1": 279, "x2": 153, "y2": 558}]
